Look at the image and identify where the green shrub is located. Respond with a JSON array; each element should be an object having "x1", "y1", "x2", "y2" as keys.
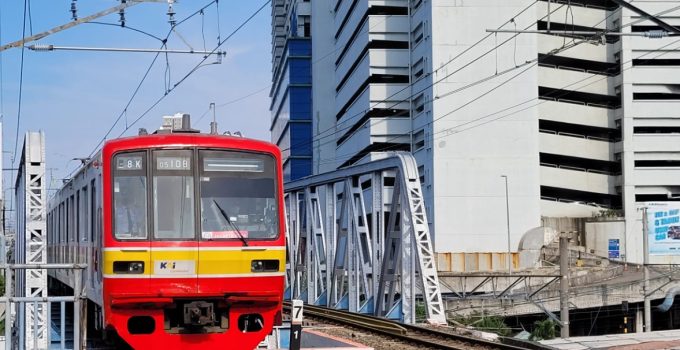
[
  {"x1": 530, "y1": 319, "x2": 557, "y2": 341},
  {"x1": 451, "y1": 311, "x2": 511, "y2": 336}
]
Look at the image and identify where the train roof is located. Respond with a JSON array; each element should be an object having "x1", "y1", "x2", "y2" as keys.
[{"x1": 103, "y1": 133, "x2": 281, "y2": 156}]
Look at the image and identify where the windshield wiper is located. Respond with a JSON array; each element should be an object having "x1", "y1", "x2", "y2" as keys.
[{"x1": 212, "y1": 199, "x2": 249, "y2": 246}]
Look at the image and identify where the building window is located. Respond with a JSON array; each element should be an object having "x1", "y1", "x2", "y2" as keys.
[
  {"x1": 418, "y1": 165, "x2": 425, "y2": 184},
  {"x1": 413, "y1": 129, "x2": 425, "y2": 151},
  {"x1": 413, "y1": 57, "x2": 425, "y2": 80},
  {"x1": 411, "y1": 0, "x2": 423, "y2": 11},
  {"x1": 413, "y1": 93, "x2": 425, "y2": 115},
  {"x1": 412, "y1": 21, "x2": 424, "y2": 45}
]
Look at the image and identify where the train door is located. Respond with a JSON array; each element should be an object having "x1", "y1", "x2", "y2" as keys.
[{"x1": 149, "y1": 149, "x2": 198, "y2": 294}]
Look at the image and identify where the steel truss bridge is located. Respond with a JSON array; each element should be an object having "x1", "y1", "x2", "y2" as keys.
[{"x1": 283, "y1": 152, "x2": 446, "y2": 325}]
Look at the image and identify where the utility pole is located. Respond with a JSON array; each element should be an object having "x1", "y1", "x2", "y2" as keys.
[
  {"x1": 501, "y1": 175, "x2": 511, "y2": 273},
  {"x1": 642, "y1": 207, "x2": 651, "y2": 332},
  {"x1": 560, "y1": 233, "x2": 570, "y2": 338}
]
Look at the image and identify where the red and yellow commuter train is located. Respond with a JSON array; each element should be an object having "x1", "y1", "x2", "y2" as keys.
[{"x1": 47, "y1": 121, "x2": 286, "y2": 349}]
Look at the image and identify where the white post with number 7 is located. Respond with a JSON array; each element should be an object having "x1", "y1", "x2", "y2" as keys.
[{"x1": 290, "y1": 300, "x2": 304, "y2": 350}]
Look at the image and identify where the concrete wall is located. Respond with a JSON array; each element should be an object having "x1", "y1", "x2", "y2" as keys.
[
  {"x1": 585, "y1": 219, "x2": 626, "y2": 262},
  {"x1": 428, "y1": 0, "x2": 541, "y2": 254}
]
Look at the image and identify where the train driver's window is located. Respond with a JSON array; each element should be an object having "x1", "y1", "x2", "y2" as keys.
[
  {"x1": 199, "y1": 150, "x2": 279, "y2": 240},
  {"x1": 113, "y1": 152, "x2": 148, "y2": 240}
]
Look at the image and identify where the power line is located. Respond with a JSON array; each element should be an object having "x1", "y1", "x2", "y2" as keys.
[
  {"x1": 12, "y1": 0, "x2": 29, "y2": 166},
  {"x1": 0, "y1": 1, "x2": 5, "y2": 120},
  {"x1": 82, "y1": 1, "x2": 219, "y2": 158},
  {"x1": 62, "y1": 0, "x2": 271, "y2": 180},
  {"x1": 86, "y1": 21, "x2": 165, "y2": 42},
  {"x1": 319, "y1": 37, "x2": 680, "y2": 168},
  {"x1": 195, "y1": 84, "x2": 271, "y2": 126},
  {"x1": 297, "y1": 1, "x2": 668, "y2": 166},
  {"x1": 277, "y1": 1, "x2": 557, "y2": 156},
  {"x1": 120, "y1": 0, "x2": 272, "y2": 135},
  {"x1": 314, "y1": 15, "x2": 680, "y2": 168},
  {"x1": 282, "y1": 1, "x2": 646, "y2": 161}
]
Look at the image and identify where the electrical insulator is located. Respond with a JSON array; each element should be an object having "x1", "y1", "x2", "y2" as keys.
[
  {"x1": 167, "y1": 1, "x2": 177, "y2": 27},
  {"x1": 29, "y1": 44, "x2": 54, "y2": 52},
  {"x1": 645, "y1": 30, "x2": 668, "y2": 39},
  {"x1": 70, "y1": 0, "x2": 78, "y2": 20}
]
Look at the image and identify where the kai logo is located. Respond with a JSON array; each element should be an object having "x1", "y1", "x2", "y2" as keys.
[
  {"x1": 154, "y1": 260, "x2": 195, "y2": 275},
  {"x1": 159, "y1": 261, "x2": 177, "y2": 270}
]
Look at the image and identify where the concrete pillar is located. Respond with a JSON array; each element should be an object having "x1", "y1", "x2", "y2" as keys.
[{"x1": 636, "y1": 309, "x2": 644, "y2": 333}]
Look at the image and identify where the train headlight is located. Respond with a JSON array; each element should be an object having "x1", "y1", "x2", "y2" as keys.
[
  {"x1": 251, "y1": 260, "x2": 279, "y2": 272},
  {"x1": 113, "y1": 261, "x2": 145, "y2": 274}
]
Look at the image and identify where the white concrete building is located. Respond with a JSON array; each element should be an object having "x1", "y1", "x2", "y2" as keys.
[{"x1": 305, "y1": 0, "x2": 680, "y2": 270}]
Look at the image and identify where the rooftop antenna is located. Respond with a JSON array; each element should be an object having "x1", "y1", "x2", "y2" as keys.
[{"x1": 209, "y1": 102, "x2": 218, "y2": 135}]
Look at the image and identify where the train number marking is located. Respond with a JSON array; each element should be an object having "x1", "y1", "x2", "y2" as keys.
[{"x1": 291, "y1": 299, "x2": 304, "y2": 325}]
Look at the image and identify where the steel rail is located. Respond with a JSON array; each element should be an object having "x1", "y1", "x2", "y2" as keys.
[{"x1": 283, "y1": 302, "x2": 532, "y2": 350}]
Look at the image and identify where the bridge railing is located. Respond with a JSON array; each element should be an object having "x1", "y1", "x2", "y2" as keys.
[{"x1": 1, "y1": 263, "x2": 87, "y2": 350}]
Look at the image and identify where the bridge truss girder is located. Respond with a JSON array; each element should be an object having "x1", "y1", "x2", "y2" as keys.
[
  {"x1": 284, "y1": 152, "x2": 446, "y2": 324},
  {"x1": 14, "y1": 131, "x2": 48, "y2": 349}
]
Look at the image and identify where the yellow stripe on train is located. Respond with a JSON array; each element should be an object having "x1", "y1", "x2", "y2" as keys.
[{"x1": 103, "y1": 248, "x2": 286, "y2": 276}]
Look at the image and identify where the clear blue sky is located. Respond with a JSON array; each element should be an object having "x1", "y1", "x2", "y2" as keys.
[{"x1": 0, "y1": 0, "x2": 272, "y2": 202}]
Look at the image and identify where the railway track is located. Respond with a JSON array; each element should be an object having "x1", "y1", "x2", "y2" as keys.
[{"x1": 282, "y1": 301, "x2": 538, "y2": 350}]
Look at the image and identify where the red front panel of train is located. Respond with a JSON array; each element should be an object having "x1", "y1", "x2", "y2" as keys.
[{"x1": 100, "y1": 134, "x2": 285, "y2": 349}]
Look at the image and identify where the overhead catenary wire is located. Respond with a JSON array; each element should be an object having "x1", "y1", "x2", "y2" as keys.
[
  {"x1": 277, "y1": 1, "x2": 564, "y2": 156},
  {"x1": 82, "y1": 1, "x2": 219, "y2": 157},
  {"x1": 59, "y1": 0, "x2": 220, "y2": 180},
  {"x1": 12, "y1": 0, "x2": 29, "y2": 166},
  {"x1": 62, "y1": 0, "x2": 271, "y2": 182},
  {"x1": 301, "y1": 1, "x2": 671, "y2": 166},
  {"x1": 195, "y1": 84, "x2": 271, "y2": 126},
  {"x1": 282, "y1": 0, "x2": 663, "y2": 161},
  {"x1": 317, "y1": 36, "x2": 680, "y2": 168},
  {"x1": 0, "y1": 1, "x2": 5, "y2": 120},
  {"x1": 119, "y1": 0, "x2": 272, "y2": 136}
]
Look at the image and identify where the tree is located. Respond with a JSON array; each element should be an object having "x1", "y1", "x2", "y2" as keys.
[{"x1": 530, "y1": 319, "x2": 557, "y2": 341}]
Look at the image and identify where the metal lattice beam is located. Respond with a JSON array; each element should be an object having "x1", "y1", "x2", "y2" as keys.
[
  {"x1": 14, "y1": 132, "x2": 47, "y2": 349},
  {"x1": 284, "y1": 152, "x2": 446, "y2": 324}
]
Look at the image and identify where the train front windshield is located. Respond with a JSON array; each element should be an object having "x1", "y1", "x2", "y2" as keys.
[
  {"x1": 199, "y1": 150, "x2": 279, "y2": 240},
  {"x1": 112, "y1": 149, "x2": 280, "y2": 241}
]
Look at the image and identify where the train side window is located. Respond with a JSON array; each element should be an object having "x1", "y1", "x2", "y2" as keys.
[
  {"x1": 82, "y1": 186, "x2": 88, "y2": 242},
  {"x1": 66, "y1": 199, "x2": 70, "y2": 243},
  {"x1": 91, "y1": 179, "x2": 96, "y2": 243},
  {"x1": 70, "y1": 195, "x2": 75, "y2": 242},
  {"x1": 113, "y1": 152, "x2": 148, "y2": 240},
  {"x1": 76, "y1": 190, "x2": 81, "y2": 243}
]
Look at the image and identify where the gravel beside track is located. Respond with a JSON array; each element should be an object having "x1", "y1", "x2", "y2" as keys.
[{"x1": 283, "y1": 302, "x2": 531, "y2": 350}]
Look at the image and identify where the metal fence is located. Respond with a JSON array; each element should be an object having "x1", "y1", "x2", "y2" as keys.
[{"x1": 2, "y1": 263, "x2": 87, "y2": 350}]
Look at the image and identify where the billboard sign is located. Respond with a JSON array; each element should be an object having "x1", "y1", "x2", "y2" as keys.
[
  {"x1": 608, "y1": 239, "x2": 620, "y2": 259},
  {"x1": 645, "y1": 202, "x2": 680, "y2": 256}
]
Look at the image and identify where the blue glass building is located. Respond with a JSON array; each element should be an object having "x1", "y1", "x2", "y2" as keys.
[{"x1": 270, "y1": 0, "x2": 312, "y2": 182}]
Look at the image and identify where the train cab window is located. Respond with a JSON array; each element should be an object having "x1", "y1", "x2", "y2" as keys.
[
  {"x1": 113, "y1": 152, "x2": 148, "y2": 240},
  {"x1": 198, "y1": 150, "x2": 279, "y2": 240},
  {"x1": 152, "y1": 150, "x2": 195, "y2": 240}
]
